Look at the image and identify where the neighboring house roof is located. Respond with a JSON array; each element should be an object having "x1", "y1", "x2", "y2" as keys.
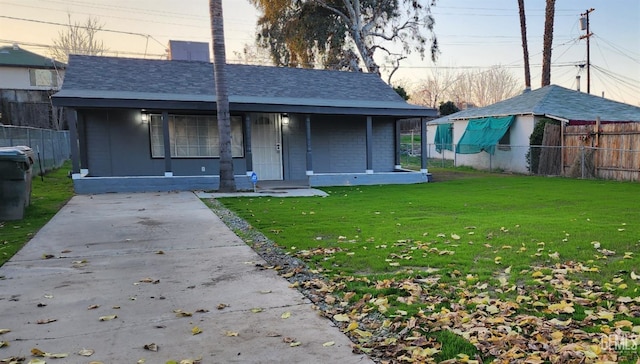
[
  {"x1": 52, "y1": 55, "x2": 436, "y2": 117},
  {"x1": 429, "y1": 85, "x2": 640, "y2": 124},
  {"x1": 0, "y1": 45, "x2": 66, "y2": 69}
]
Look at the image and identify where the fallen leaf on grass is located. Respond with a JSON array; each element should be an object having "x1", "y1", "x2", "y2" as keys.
[
  {"x1": 36, "y1": 319, "x2": 57, "y2": 324},
  {"x1": 546, "y1": 301, "x2": 575, "y2": 314},
  {"x1": 98, "y1": 315, "x2": 117, "y2": 321},
  {"x1": 143, "y1": 343, "x2": 158, "y2": 352}
]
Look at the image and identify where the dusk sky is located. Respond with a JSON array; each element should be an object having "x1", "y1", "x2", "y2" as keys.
[{"x1": 1, "y1": 0, "x2": 638, "y2": 105}]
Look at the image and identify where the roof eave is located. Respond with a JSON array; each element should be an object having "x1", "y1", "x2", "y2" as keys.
[{"x1": 52, "y1": 97, "x2": 437, "y2": 118}]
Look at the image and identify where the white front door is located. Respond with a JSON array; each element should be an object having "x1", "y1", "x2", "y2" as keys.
[{"x1": 252, "y1": 115, "x2": 283, "y2": 180}]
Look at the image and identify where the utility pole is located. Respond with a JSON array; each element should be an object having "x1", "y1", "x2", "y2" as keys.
[{"x1": 580, "y1": 8, "x2": 595, "y2": 93}]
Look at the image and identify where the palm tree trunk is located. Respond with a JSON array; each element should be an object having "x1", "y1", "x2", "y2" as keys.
[
  {"x1": 541, "y1": 0, "x2": 556, "y2": 87},
  {"x1": 209, "y1": 0, "x2": 236, "y2": 192},
  {"x1": 518, "y1": 0, "x2": 531, "y2": 90}
]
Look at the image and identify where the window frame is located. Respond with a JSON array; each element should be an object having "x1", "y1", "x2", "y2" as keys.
[{"x1": 149, "y1": 114, "x2": 244, "y2": 158}]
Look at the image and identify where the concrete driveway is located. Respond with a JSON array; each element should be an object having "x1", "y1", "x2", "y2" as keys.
[{"x1": 0, "y1": 192, "x2": 372, "y2": 363}]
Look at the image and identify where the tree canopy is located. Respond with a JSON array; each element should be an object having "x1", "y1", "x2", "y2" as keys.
[{"x1": 250, "y1": 0, "x2": 438, "y2": 78}]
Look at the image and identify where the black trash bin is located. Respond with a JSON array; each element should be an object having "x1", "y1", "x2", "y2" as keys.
[
  {"x1": 13, "y1": 146, "x2": 35, "y2": 206},
  {"x1": 0, "y1": 147, "x2": 34, "y2": 221}
]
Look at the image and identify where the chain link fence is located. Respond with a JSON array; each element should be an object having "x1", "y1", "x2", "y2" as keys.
[
  {"x1": 0, "y1": 125, "x2": 70, "y2": 174},
  {"x1": 400, "y1": 141, "x2": 640, "y2": 182}
]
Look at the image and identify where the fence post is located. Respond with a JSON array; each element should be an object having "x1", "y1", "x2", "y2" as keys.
[
  {"x1": 454, "y1": 144, "x2": 457, "y2": 167},
  {"x1": 580, "y1": 146, "x2": 585, "y2": 179}
]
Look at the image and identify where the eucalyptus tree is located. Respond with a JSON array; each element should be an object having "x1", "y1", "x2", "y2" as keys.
[{"x1": 250, "y1": 0, "x2": 438, "y2": 79}]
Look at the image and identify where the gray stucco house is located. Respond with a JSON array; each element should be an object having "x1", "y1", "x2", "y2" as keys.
[{"x1": 53, "y1": 55, "x2": 436, "y2": 194}]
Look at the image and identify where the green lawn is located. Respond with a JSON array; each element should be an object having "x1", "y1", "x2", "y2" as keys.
[
  {"x1": 217, "y1": 175, "x2": 640, "y2": 363},
  {"x1": 0, "y1": 161, "x2": 74, "y2": 266}
]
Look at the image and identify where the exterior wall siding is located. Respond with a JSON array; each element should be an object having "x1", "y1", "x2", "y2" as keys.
[
  {"x1": 0, "y1": 67, "x2": 65, "y2": 91},
  {"x1": 312, "y1": 116, "x2": 366, "y2": 173},
  {"x1": 83, "y1": 108, "x2": 247, "y2": 177},
  {"x1": 372, "y1": 119, "x2": 395, "y2": 172},
  {"x1": 282, "y1": 114, "x2": 307, "y2": 180}
]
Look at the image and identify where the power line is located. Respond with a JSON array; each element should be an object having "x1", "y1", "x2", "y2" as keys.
[
  {"x1": 0, "y1": 39, "x2": 166, "y2": 58},
  {"x1": 0, "y1": 15, "x2": 166, "y2": 49}
]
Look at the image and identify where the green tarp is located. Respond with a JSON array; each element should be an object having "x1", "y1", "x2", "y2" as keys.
[
  {"x1": 434, "y1": 123, "x2": 453, "y2": 153},
  {"x1": 455, "y1": 115, "x2": 515, "y2": 155}
]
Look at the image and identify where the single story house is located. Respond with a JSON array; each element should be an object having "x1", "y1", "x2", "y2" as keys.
[
  {"x1": 0, "y1": 44, "x2": 66, "y2": 128},
  {"x1": 427, "y1": 85, "x2": 640, "y2": 173},
  {"x1": 52, "y1": 54, "x2": 436, "y2": 194}
]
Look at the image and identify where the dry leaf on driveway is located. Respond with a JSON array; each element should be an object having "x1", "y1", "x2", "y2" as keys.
[
  {"x1": 143, "y1": 343, "x2": 158, "y2": 352},
  {"x1": 36, "y1": 319, "x2": 56, "y2": 325}
]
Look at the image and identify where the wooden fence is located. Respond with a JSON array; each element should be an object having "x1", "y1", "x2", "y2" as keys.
[{"x1": 562, "y1": 122, "x2": 640, "y2": 181}]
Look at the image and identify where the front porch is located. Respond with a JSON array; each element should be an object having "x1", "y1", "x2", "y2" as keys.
[{"x1": 70, "y1": 170, "x2": 431, "y2": 194}]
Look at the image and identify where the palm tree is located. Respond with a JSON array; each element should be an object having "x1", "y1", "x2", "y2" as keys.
[
  {"x1": 541, "y1": 0, "x2": 556, "y2": 87},
  {"x1": 518, "y1": 0, "x2": 531, "y2": 91},
  {"x1": 209, "y1": 0, "x2": 236, "y2": 192}
]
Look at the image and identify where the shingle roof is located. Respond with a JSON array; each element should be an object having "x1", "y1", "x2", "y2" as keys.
[
  {"x1": 53, "y1": 55, "x2": 435, "y2": 117},
  {"x1": 430, "y1": 85, "x2": 640, "y2": 123},
  {"x1": 0, "y1": 45, "x2": 65, "y2": 69}
]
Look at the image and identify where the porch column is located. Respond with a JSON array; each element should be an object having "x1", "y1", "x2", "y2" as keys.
[
  {"x1": 420, "y1": 117, "x2": 428, "y2": 173},
  {"x1": 77, "y1": 112, "x2": 89, "y2": 173},
  {"x1": 244, "y1": 114, "x2": 253, "y2": 175},
  {"x1": 394, "y1": 119, "x2": 401, "y2": 169},
  {"x1": 305, "y1": 115, "x2": 313, "y2": 175},
  {"x1": 366, "y1": 116, "x2": 373, "y2": 174},
  {"x1": 162, "y1": 111, "x2": 172, "y2": 176},
  {"x1": 68, "y1": 109, "x2": 80, "y2": 175}
]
